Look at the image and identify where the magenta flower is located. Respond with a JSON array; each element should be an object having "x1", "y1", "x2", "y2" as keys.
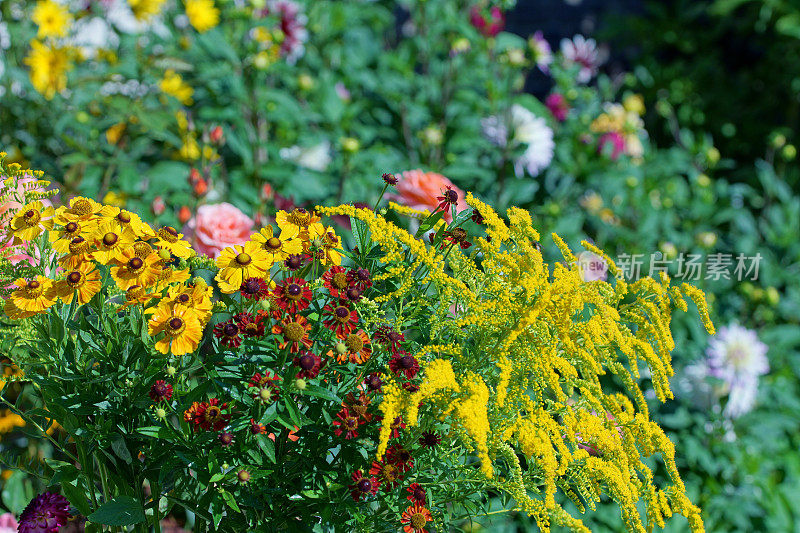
[
  {"x1": 469, "y1": 5, "x2": 505, "y2": 38},
  {"x1": 598, "y1": 131, "x2": 626, "y2": 160},
  {"x1": 545, "y1": 93, "x2": 569, "y2": 122},
  {"x1": 18, "y1": 492, "x2": 70, "y2": 533}
]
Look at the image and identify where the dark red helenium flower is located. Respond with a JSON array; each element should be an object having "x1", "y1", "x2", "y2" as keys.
[
  {"x1": 240, "y1": 277, "x2": 271, "y2": 300},
  {"x1": 389, "y1": 352, "x2": 420, "y2": 380},
  {"x1": 349, "y1": 470, "x2": 378, "y2": 501},
  {"x1": 149, "y1": 380, "x2": 173, "y2": 402},
  {"x1": 19, "y1": 492, "x2": 70, "y2": 533}
]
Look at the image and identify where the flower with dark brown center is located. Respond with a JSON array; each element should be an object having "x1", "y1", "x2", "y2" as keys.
[
  {"x1": 333, "y1": 407, "x2": 360, "y2": 439},
  {"x1": 64, "y1": 222, "x2": 79, "y2": 234},
  {"x1": 299, "y1": 354, "x2": 315, "y2": 370},
  {"x1": 235, "y1": 252, "x2": 252, "y2": 265},
  {"x1": 365, "y1": 373, "x2": 383, "y2": 392},
  {"x1": 345, "y1": 288, "x2": 362, "y2": 302},
  {"x1": 419, "y1": 430, "x2": 441, "y2": 448},
  {"x1": 265, "y1": 237, "x2": 282, "y2": 251},
  {"x1": 149, "y1": 380, "x2": 173, "y2": 402},
  {"x1": 213, "y1": 320, "x2": 242, "y2": 348},
  {"x1": 284, "y1": 254, "x2": 304, "y2": 270},
  {"x1": 239, "y1": 277, "x2": 270, "y2": 300},
  {"x1": 407, "y1": 483, "x2": 426, "y2": 504},
  {"x1": 127, "y1": 257, "x2": 144, "y2": 271},
  {"x1": 166, "y1": 317, "x2": 185, "y2": 336},
  {"x1": 237, "y1": 470, "x2": 251, "y2": 484},
  {"x1": 435, "y1": 185, "x2": 460, "y2": 214},
  {"x1": 349, "y1": 470, "x2": 378, "y2": 501},
  {"x1": 273, "y1": 277, "x2": 312, "y2": 313},
  {"x1": 66, "y1": 271, "x2": 83, "y2": 287},
  {"x1": 177, "y1": 293, "x2": 190, "y2": 303},
  {"x1": 389, "y1": 352, "x2": 420, "y2": 379},
  {"x1": 69, "y1": 236, "x2": 89, "y2": 254},
  {"x1": 102, "y1": 232, "x2": 119, "y2": 247},
  {"x1": 27, "y1": 280, "x2": 40, "y2": 290},
  {"x1": 117, "y1": 211, "x2": 132, "y2": 223},
  {"x1": 218, "y1": 432, "x2": 234, "y2": 447},
  {"x1": 287, "y1": 283, "x2": 301, "y2": 297},
  {"x1": 157, "y1": 226, "x2": 179, "y2": 243}
]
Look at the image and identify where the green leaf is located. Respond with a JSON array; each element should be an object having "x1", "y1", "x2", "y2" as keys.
[
  {"x1": 60, "y1": 478, "x2": 92, "y2": 517},
  {"x1": 220, "y1": 489, "x2": 241, "y2": 513},
  {"x1": 256, "y1": 435, "x2": 276, "y2": 463},
  {"x1": 111, "y1": 434, "x2": 132, "y2": 464},
  {"x1": 414, "y1": 211, "x2": 445, "y2": 238},
  {"x1": 87, "y1": 496, "x2": 146, "y2": 526},
  {"x1": 302, "y1": 385, "x2": 341, "y2": 403}
]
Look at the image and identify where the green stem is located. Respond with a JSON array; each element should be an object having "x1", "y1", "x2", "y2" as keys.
[
  {"x1": 97, "y1": 456, "x2": 112, "y2": 503},
  {"x1": 372, "y1": 183, "x2": 389, "y2": 212},
  {"x1": 77, "y1": 441, "x2": 100, "y2": 510},
  {"x1": 150, "y1": 480, "x2": 162, "y2": 533}
]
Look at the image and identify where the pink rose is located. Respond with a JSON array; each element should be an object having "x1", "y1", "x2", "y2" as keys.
[
  {"x1": 387, "y1": 170, "x2": 468, "y2": 223},
  {"x1": 0, "y1": 512, "x2": 17, "y2": 533},
  {"x1": 185, "y1": 203, "x2": 254, "y2": 259}
]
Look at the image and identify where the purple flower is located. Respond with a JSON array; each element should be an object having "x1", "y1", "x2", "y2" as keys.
[
  {"x1": 560, "y1": 35, "x2": 606, "y2": 83},
  {"x1": 529, "y1": 31, "x2": 552, "y2": 73},
  {"x1": 18, "y1": 492, "x2": 70, "y2": 533}
]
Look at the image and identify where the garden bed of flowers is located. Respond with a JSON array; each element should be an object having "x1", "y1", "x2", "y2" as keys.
[{"x1": 1, "y1": 0, "x2": 799, "y2": 532}]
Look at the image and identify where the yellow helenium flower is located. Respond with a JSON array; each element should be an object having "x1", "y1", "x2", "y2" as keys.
[
  {"x1": 54, "y1": 196, "x2": 103, "y2": 225},
  {"x1": 110, "y1": 247, "x2": 160, "y2": 291},
  {"x1": 161, "y1": 278, "x2": 213, "y2": 322},
  {"x1": 249, "y1": 225, "x2": 302, "y2": 263},
  {"x1": 185, "y1": 0, "x2": 220, "y2": 33},
  {"x1": 275, "y1": 208, "x2": 322, "y2": 240},
  {"x1": 160, "y1": 70, "x2": 194, "y2": 105},
  {"x1": 148, "y1": 304, "x2": 203, "y2": 356},
  {"x1": 90, "y1": 221, "x2": 136, "y2": 265},
  {"x1": 306, "y1": 224, "x2": 342, "y2": 266},
  {"x1": 9, "y1": 276, "x2": 55, "y2": 314},
  {"x1": 214, "y1": 241, "x2": 271, "y2": 294},
  {"x1": 24, "y1": 40, "x2": 72, "y2": 100},
  {"x1": 9, "y1": 201, "x2": 55, "y2": 244},
  {"x1": 99, "y1": 206, "x2": 155, "y2": 240},
  {"x1": 153, "y1": 226, "x2": 194, "y2": 259},
  {"x1": 32, "y1": 0, "x2": 72, "y2": 39},
  {"x1": 50, "y1": 261, "x2": 101, "y2": 305},
  {"x1": 49, "y1": 220, "x2": 89, "y2": 254}
]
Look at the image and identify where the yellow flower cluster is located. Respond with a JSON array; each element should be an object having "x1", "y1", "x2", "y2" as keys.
[
  {"x1": 320, "y1": 195, "x2": 713, "y2": 533},
  {"x1": 185, "y1": 0, "x2": 220, "y2": 33}
]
